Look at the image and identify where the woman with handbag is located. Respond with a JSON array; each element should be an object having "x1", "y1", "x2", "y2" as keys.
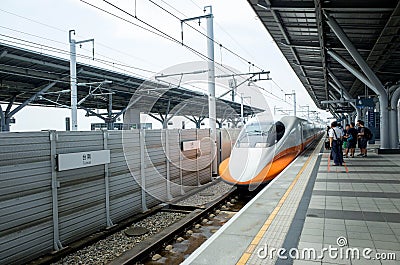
[
  {"x1": 325, "y1": 126, "x2": 331, "y2": 150},
  {"x1": 328, "y1": 121, "x2": 344, "y2": 166}
]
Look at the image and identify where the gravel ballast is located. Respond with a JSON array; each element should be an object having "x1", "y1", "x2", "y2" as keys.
[
  {"x1": 175, "y1": 181, "x2": 233, "y2": 206},
  {"x1": 52, "y1": 212, "x2": 185, "y2": 265}
]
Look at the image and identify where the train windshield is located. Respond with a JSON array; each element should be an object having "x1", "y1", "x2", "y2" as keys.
[{"x1": 236, "y1": 120, "x2": 285, "y2": 148}]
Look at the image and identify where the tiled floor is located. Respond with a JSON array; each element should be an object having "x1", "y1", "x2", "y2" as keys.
[
  {"x1": 184, "y1": 140, "x2": 400, "y2": 265},
  {"x1": 296, "y1": 147, "x2": 400, "y2": 265}
]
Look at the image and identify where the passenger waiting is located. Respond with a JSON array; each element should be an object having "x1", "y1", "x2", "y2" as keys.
[
  {"x1": 328, "y1": 121, "x2": 344, "y2": 166},
  {"x1": 344, "y1": 122, "x2": 358, "y2": 158},
  {"x1": 356, "y1": 120, "x2": 368, "y2": 157}
]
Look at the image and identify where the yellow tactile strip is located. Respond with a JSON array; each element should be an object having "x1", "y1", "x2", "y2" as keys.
[{"x1": 236, "y1": 148, "x2": 316, "y2": 265}]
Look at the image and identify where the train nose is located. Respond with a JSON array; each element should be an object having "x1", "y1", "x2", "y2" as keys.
[{"x1": 229, "y1": 148, "x2": 273, "y2": 182}]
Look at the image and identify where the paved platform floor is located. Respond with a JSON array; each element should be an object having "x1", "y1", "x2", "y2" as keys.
[{"x1": 183, "y1": 138, "x2": 400, "y2": 265}]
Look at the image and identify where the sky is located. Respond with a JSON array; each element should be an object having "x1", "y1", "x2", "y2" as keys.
[{"x1": 0, "y1": 0, "x2": 330, "y2": 131}]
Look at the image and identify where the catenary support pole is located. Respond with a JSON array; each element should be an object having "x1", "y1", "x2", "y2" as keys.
[
  {"x1": 69, "y1": 32, "x2": 78, "y2": 131},
  {"x1": 69, "y1": 30, "x2": 94, "y2": 131},
  {"x1": 205, "y1": 6, "x2": 217, "y2": 175}
]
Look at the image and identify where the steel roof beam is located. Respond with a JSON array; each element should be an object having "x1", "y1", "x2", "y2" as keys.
[
  {"x1": 8, "y1": 81, "x2": 57, "y2": 118},
  {"x1": 262, "y1": 0, "x2": 395, "y2": 12},
  {"x1": 328, "y1": 70, "x2": 357, "y2": 110},
  {"x1": 315, "y1": 0, "x2": 329, "y2": 100},
  {"x1": 325, "y1": 12, "x2": 390, "y2": 149},
  {"x1": 258, "y1": 0, "x2": 312, "y2": 90},
  {"x1": 327, "y1": 50, "x2": 375, "y2": 91}
]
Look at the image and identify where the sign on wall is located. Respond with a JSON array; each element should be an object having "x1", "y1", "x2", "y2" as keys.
[
  {"x1": 181, "y1": 140, "x2": 200, "y2": 151},
  {"x1": 57, "y1": 150, "x2": 110, "y2": 171}
]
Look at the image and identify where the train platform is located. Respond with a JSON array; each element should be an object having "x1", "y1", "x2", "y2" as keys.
[{"x1": 183, "y1": 138, "x2": 400, "y2": 265}]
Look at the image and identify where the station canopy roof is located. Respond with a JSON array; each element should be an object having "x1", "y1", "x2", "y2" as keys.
[
  {"x1": 0, "y1": 43, "x2": 260, "y2": 121},
  {"x1": 248, "y1": 0, "x2": 400, "y2": 109}
]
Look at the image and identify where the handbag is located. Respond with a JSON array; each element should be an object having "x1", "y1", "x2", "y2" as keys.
[
  {"x1": 332, "y1": 129, "x2": 342, "y2": 146},
  {"x1": 325, "y1": 140, "x2": 330, "y2": 149},
  {"x1": 347, "y1": 134, "x2": 353, "y2": 141}
]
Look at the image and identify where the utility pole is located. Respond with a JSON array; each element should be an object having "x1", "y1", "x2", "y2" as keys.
[
  {"x1": 300, "y1": 105, "x2": 310, "y2": 120},
  {"x1": 181, "y1": 6, "x2": 217, "y2": 174},
  {"x1": 285, "y1": 90, "x2": 296, "y2": 116},
  {"x1": 205, "y1": 6, "x2": 217, "y2": 175},
  {"x1": 69, "y1": 30, "x2": 94, "y2": 131},
  {"x1": 241, "y1": 94, "x2": 251, "y2": 123}
]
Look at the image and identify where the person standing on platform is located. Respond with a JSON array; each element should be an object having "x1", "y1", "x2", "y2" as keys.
[
  {"x1": 343, "y1": 124, "x2": 350, "y2": 158},
  {"x1": 357, "y1": 120, "x2": 368, "y2": 157},
  {"x1": 325, "y1": 126, "x2": 331, "y2": 150},
  {"x1": 329, "y1": 121, "x2": 344, "y2": 166},
  {"x1": 346, "y1": 122, "x2": 358, "y2": 158}
]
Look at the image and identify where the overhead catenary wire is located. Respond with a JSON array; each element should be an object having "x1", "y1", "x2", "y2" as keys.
[
  {"x1": 84, "y1": 0, "x2": 259, "y2": 80},
  {"x1": 144, "y1": 0, "x2": 264, "y2": 71},
  {"x1": 80, "y1": 0, "x2": 285, "y2": 104},
  {"x1": 0, "y1": 33, "x2": 216, "y2": 96},
  {"x1": 0, "y1": 8, "x2": 165, "y2": 70},
  {"x1": 0, "y1": 4, "x2": 278, "y2": 98},
  {"x1": 0, "y1": 4, "x2": 289, "y2": 109},
  {"x1": 187, "y1": 0, "x2": 262, "y2": 67}
]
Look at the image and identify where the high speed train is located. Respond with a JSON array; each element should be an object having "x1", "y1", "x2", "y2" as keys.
[{"x1": 219, "y1": 112, "x2": 322, "y2": 186}]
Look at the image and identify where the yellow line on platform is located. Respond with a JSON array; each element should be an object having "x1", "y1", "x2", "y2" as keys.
[{"x1": 236, "y1": 143, "x2": 319, "y2": 265}]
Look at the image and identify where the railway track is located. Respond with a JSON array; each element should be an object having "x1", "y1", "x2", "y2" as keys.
[
  {"x1": 109, "y1": 188, "x2": 245, "y2": 265},
  {"x1": 33, "y1": 137, "x2": 323, "y2": 265},
  {"x1": 29, "y1": 180, "x2": 236, "y2": 265}
]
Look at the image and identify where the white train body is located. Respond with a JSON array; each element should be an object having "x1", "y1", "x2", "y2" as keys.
[{"x1": 219, "y1": 112, "x2": 321, "y2": 186}]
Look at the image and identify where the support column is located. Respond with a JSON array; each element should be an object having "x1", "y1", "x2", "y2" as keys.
[
  {"x1": 103, "y1": 130, "x2": 114, "y2": 227},
  {"x1": 139, "y1": 129, "x2": 148, "y2": 211},
  {"x1": 0, "y1": 105, "x2": 5, "y2": 132},
  {"x1": 390, "y1": 87, "x2": 400, "y2": 148},
  {"x1": 165, "y1": 130, "x2": 173, "y2": 200},
  {"x1": 124, "y1": 109, "x2": 141, "y2": 129},
  {"x1": 325, "y1": 14, "x2": 390, "y2": 149},
  {"x1": 107, "y1": 91, "x2": 114, "y2": 130},
  {"x1": 179, "y1": 129, "x2": 185, "y2": 195},
  {"x1": 205, "y1": 6, "x2": 217, "y2": 175},
  {"x1": 49, "y1": 131, "x2": 63, "y2": 251},
  {"x1": 70, "y1": 36, "x2": 78, "y2": 131}
]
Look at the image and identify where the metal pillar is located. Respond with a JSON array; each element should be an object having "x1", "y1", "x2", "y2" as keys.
[
  {"x1": 205, "y1": 6, "x2": 217, "y2": 175},
  {"x1": 165, "y1": 130, "x2": 173, "y2": 200},
  {"x1": 103, "y1": 130, "x2": 113, "y2": 227},
  {"x1": 139, "y1": 129, "x2": 148, "y2": 211},
  {"x1": 390, "y1": 87, "x2": 400, "y2": 148},
  {"x1": 325, "y1": 14, "x2": 390, "y2": 149},
  {"x1": 69, "y1": 30, "x2": 94, "y2": 131},
  {"x1": 285, "y1": 90, "x2": 296, "y2": 116},
  {"x1": 240, "y1": 96, "x2": 244, "y2": 122},
  {"x1": 69, "y1": 33, "x2": 78, "y2": 131},
  {"x1": 0, "y1": 105, "x2": 5, "y2": 132},
  {"x1": 293, "y1": 90, "x2": 297, "y2": 117},
  {"x1": 107, "y1": 91, "x2": 114, "y2": 130},
  {"x1": 49, "y1": 131, "x2": 63, "y2": 251}
]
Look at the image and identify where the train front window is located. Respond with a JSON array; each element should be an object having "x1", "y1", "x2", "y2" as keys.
[{"x1": 236, "y1": 121, "x2": 285, "y2": 148}]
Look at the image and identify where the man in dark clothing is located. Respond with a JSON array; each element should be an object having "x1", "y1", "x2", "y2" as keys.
[
  {"x1": 344, "y1": 122, "x2": 358, "y2": 158},
  {"x1": 357, "y1": 120, "x2": 368, "y2": 157}
]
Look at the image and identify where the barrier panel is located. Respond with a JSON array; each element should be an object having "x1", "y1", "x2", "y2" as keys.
[{"x1": 0, "y1": 128, "x2": 239, "y2": 264}]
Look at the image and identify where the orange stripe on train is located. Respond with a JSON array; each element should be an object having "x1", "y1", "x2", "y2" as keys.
[{"x1": 219, "y1": 143, "x2": 303, "y2": 185}]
